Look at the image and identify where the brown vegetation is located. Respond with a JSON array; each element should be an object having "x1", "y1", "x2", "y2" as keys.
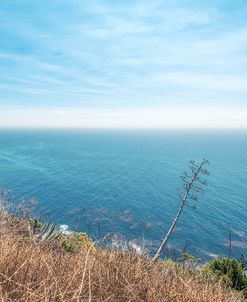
[{"x1": 0, "y1": 216, "x2": 242, "y2": 302}]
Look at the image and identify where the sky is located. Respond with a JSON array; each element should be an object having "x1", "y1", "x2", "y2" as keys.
[{"x1": 0, "y1": 0, "x2": 247, "y2": 128}]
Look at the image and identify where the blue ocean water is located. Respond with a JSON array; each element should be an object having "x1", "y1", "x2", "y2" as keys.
[{"x1": 0, "y1": 129, "x2": 246, "y2": 259}]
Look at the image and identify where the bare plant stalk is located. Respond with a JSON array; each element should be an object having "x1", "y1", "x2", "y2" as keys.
[
  {"x1": 152, "y1": 159, "x2": 209, "y2": 263},
  {"x1": 228, "y1": 225, "x2": 232, "y2": 259}
]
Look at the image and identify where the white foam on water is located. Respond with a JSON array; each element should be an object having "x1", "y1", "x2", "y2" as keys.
[
  {"x1": 59, "y1": 224, "x2": 73, "y2": 235},
  {"x1": 202, "y1": 251, "x2": 220, "y2": 259}
]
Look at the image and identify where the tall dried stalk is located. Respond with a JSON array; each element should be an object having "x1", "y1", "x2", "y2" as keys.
[{"x1": 153, "y1": 159, "x2": 209, "y2": 262}]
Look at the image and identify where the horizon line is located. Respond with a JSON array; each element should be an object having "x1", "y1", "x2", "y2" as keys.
[{"x1": 0, "y1": 126, "x2": 247, "y2": 130}]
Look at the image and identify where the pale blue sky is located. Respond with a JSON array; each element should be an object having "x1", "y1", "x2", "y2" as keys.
[{"x1": 0, "y1": 0, "x2": 247, "y2": 127}]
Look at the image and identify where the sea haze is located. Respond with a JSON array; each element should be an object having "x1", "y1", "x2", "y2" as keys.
[{"x1": 0, "y1": 129, "x2": 246, "y2": 259}]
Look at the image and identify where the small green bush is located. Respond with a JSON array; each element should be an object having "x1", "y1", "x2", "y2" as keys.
[
  {"x1": 30, "y1": 219, "x2": 42, "y2": 228},
  {"x1": 179, "y1": 253, "x2": 202, "y2": 265},
  {"x1": 206, "y1": 257, "x2": 247, "y2": 292},
  {"x1": 60, "y1": 232, "x2": 94, "y2": 252}
]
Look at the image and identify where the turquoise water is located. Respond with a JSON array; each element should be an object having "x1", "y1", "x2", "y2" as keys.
[{"x1": 0, "y1": 129, "x2": 246, "y2": 258}]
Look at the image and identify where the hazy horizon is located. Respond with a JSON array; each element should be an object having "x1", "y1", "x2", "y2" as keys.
[{"x1": 1, "y1": 1, "x2": 247, "y2": 128}]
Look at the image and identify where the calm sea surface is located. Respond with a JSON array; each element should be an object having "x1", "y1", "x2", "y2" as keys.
[{"x1": 0, "y1": 129, "x2": 246, "y2": 259}]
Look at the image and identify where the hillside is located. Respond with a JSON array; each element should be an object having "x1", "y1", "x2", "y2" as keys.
[{"x1": 0, "y1": 212, "x2": 243, "y2": 302}]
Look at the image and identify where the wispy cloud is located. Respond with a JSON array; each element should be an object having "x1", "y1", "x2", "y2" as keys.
[{"x1": 0, "y1": 0, "x2": 247, "y2": 127}]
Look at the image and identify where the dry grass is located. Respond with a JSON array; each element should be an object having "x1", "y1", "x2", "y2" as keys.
[{"x1": 0, "y1": 216, "x2": 243, "y2": 302}]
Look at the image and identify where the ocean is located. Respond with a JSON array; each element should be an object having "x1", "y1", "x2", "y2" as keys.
[{"x1": 0, "y1": 129, "x2": 246, "y2": 259}]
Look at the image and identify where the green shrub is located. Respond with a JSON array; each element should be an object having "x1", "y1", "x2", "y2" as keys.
[
  {"x1": 206, "y1": 257, "x2": 247, "y2": 292},
  {"x1": 60, "y1": 232, "x2": 94, "y2": 252},
  {"x1": 178, "y1": 253, "x2": 203, "y2": 272},
  {"x1": 179, "y1": 253, "x2": 202, "y2": 265},
  {"x1": 30, "y1": 219, "x2": 42, "y2": 228}
]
